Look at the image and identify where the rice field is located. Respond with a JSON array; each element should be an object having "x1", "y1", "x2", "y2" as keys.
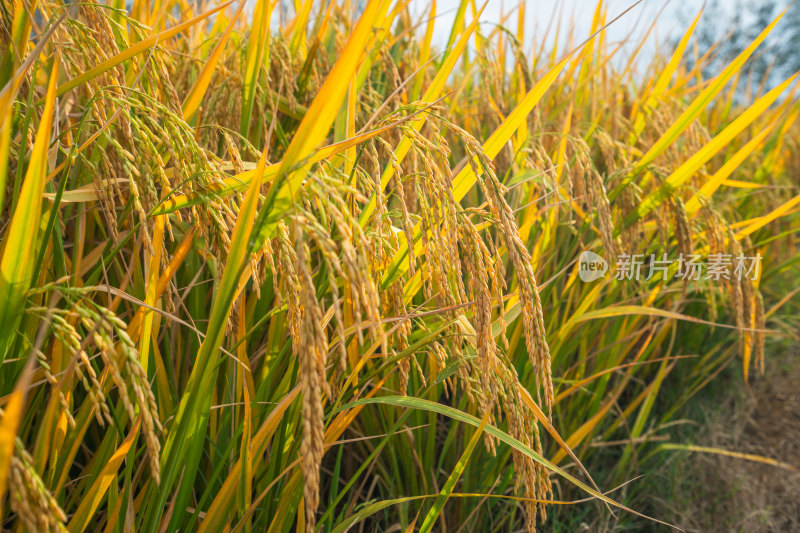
[{"x1": 0, "y1": 0, "x2": 798, "y2": 531}]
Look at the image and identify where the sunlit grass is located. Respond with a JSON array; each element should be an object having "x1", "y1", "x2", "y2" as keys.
[{"x1": 0, "y1": 1, "x2": 798, "y2": 531}]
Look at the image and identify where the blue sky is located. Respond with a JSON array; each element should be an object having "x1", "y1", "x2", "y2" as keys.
[
  {"x1": 405, "y1": 0, "x2": 749, "y2": 64},
  {"x1": 410, "y1": 1, "x2": 687, "y2": 48}
]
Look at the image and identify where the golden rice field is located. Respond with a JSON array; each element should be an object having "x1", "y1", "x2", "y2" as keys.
[{"x1": 0, "y1": 0, "x2": 798, "y2": 531}]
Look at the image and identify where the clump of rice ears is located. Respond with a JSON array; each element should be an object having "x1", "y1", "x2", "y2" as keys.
[{"x1": 0, "y1": 0, "x2": 797, "y2": 531}]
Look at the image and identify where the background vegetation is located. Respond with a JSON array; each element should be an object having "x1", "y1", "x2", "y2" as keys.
[{"x1": 0, "y1": 0, "x2": 797, "y2": 531}]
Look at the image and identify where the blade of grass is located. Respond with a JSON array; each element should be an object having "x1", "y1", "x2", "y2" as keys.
[
  {"x1": 146, "y1": 146, "x2": 269, "y2": 533},
  {"x1": 684, "y1": 117, "x2": 780, "y2": 214},
  {"x1": 52, "y1": 2, "x2": 233, "y2": 101},
  {"x1": 418, "y1": 412, "x2": 489, "y2": 533},
  {"x1": 337, "y1": 396, "x2": 676, "y2": 528},
  {"x1": 658, "y1": 443, "x2": 799, "y2": 473},
  {"x1": 623, "y1": 73, "x2": 798, "y2": 228},
  {"x1": 0, "y1": 359, "x2": 34, "y2": 515},
  {"x1": 624, "y1": 8, "x2": 787, "y2": 177},
  {"x1": 240, "y1": 0, "x2": 275, "y2": 138},
  {"x1": 183, "y1": 1, "x2": 245, "y2": 121},
  {"x1": 67, "y1": 419, "x2": 141, "y2": 533},
  {"x1": 0, "y1": 55, "x2": 58, "y2": 362},
  {"x1": 255, "y1": 0, "x2": 390, "y2": 236}
]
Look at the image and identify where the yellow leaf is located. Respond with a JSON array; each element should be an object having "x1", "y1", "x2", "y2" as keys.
[
  {"x1": 271, "y1": 0, "x2": 389, "y2": 194},
  {"x1": 153, "y1": 120, "x2": 400, "y2": 215},
  {"x1": 138, "y1": 215, "x2": 165, "y2": 373},
  {"x1": 659, "y1": 443, "x2": 799, "y2": 473},
  {"x1": 632, "y1": 8, "x2": 787, "y2": 173},
  {"x1": 684, "y1": 121, "x2": 778, "y2": 214},
  {"x1": 359, "y1": 0, "x2": 488, "y2": 227},
  {"x1": 53, "y1": 2, "x2": 233, "y2": 100},
  {"x1": 735, "y1": 194, "x2": 800, "y2": 239},
  {"x1": 241, "y1": 0, "x2": 276, "y2": 137},
  {"x1": 624, "y1": 73, "x2": 798, "y2": 227},
  {"x1": 68, "y1": 419, "x2": 141, "y2": 533},
  {"x1": 182, "y1": 2, "x2": 246, "y2": 120},
  {"x1": 0, "y1": 55, "x2": 58, "y2": 360},
  {"x1": 631, "y1": 9, "x2": 702, "y2": 136},
  {"x1": 0, "y1": 362, "x2": 33, "y2": 515}
]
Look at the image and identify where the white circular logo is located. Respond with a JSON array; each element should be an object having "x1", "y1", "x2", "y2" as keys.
[{"x1": 578, "y1": 251, "x2": 608, "y2": 282}]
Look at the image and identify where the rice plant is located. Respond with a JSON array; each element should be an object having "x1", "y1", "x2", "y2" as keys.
[{"x1": 0, "y1": 0, "x2": 797, "y2": 531}]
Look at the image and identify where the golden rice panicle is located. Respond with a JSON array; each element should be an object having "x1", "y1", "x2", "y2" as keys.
[
  {"x1": 729, "y1": 231, "x2": 767, "y2": 373},
  {"x1": 70, "y1": 297, "x2": 162, "y2": 484},
  {"x1": 27, "y1": 308, "x2": 81, "y2": 428},
  {"x1": 457, "y1": 214, "x2": 499, "y2": 452},
  {"x1": 63, "y1": 326, "x2": 110, "y2": 426},
  {"x1": 295, "y1": 194, "x2": 348, "y2": 377},
  {"x1": 74, "y1": 4, "x2": 164, "y2": 251},
  {"x1": 493, "y1": 282, "x2": 510, "y2": 347},
  {"x1": 311, "y1": 190, "x2": 354, "y2": 374},
  {"x1": 0, "y1": 1, "x2": 11, "y2": 46},
  {"x1": 365, "y1": 141, "x2": 388, "y2": 268},
  {"x1": 9, "y1": 440, "x2": 68, "y2": 533},
  {"x1": 458, "y1": 125, "x2": 554, "y2": 416},
  {"x1": 34, "y1": 345, "x2": 77, "y2": 429},
  {"x1": 276, "y1": 222, "x2": 302, "y2": 347},
  {"x1": 619, "y1": 179, "x2": 645, "y2": 253},
  {"x1": 498, "y1": 367, "x2": 551, "y2": 530},
  {"x1": 296, "y1": 237, "x2": 328, "y2": 532},
  {"x1": 671, "y1": 197, "x2": 693, "y2": 259},
  {"x1": 404, "y1": 120, "x2": 465, "y2": 314},
  {"x1": 309, "y1": 171, "x2": 386, "y2": 360},
  {"x1": 455, "y1": 207, "x2": 555, "y2": 524},
  {"x1": 57, "y1": 14, "x2": 124, "y2": 243},
  {"x1": 444, "y1": 133, "x2": 553, "y2": 530},
  {"x1": 386, "y1": 280, "x2": 412, "y2": 394},
  {"x1": 701, "y1": 209, "x2": 750, "y2": 351},
  {"x1": 382, "y1": 135, "x2": 417, "y2": 275},
  {"x1": 587, "y1": 168, "x2": 619, "y2": 258},
  {"x1": 379, "y1": 48, "x2": 404, "y2": 122},
  {"x1": 270, "y1": 36, "x2": 302, "y2": 111},
  {"x1": 595, "y1": 129, "x2": 631, "y2": 173}
]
